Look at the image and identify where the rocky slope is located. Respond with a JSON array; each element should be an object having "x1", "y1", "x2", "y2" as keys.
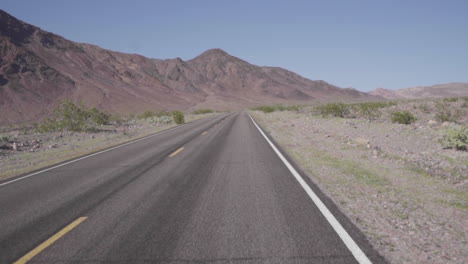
[
  {"x1": 0, "y1": 10, "x2": 376, "y2": 125},
  {"x1": 370, "y1": 83, "x2": 468, "y2": 99}
]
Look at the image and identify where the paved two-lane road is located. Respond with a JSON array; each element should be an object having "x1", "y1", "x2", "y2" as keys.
[{"x1": 0, "y1": 112, "x2": 386, "y2": 263}]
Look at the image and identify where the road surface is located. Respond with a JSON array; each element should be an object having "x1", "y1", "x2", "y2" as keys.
[{"x1": 0, "y1": 112, "x2": 386, "y2": 263}]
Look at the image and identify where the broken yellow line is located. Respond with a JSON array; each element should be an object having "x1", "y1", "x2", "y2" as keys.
[
  {"x1": 169, "y1": 147, "x2": 184, "y2": 157},
  {"x1": 14, "y1": 217, "x2": 87, "y2": 264}
]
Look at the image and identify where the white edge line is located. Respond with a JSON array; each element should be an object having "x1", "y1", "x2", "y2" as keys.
[
  {"x1": 0, "y1": 121, "x2": 191, "y2": 188},
  {"x1": 248, "y1": 114, "x2": 372, "y2": 264}
]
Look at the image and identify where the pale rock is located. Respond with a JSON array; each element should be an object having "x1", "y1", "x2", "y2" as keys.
[
  {"x1": 354, "y1": 137, "x2": 370, "y2": 146},
  {"x1": 428, "y1": 120, "x2": 437, "y2": 126}
]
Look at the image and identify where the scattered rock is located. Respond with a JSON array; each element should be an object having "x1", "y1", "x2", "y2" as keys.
[
  {"x1": 441, "y1": 121, "x2": 451, "y2": 127},
  {"x1": 354, "y1": 137, "x2": 370, "y2": 146},
  {"x1": 12, "y1": 142, "x2": 18, "y2": 151},
  {"x1": 428, "y1": 120, "x2": 437, "y2": 126}
]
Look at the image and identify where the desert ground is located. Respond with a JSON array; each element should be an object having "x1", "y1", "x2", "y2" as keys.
[{"x1": 250, "y1": 97, "x2": 467, "y2": 264}]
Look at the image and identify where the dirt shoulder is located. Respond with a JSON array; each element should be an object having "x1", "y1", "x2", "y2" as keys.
[
  {"x1": 250, "y1": 100, "x2": 467, "y2": 264},
  {"x1": 0, "y1": 113, "x2": 215, "y2": 181}
]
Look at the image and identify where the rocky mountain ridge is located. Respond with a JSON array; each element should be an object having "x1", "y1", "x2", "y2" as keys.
[{"x1": 0, "y1": 10, "x2": 383, "y2": 124}]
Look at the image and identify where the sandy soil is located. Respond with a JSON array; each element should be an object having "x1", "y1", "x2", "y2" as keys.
[{"x1": 251, "y1": 99, "x2": 467, "y2": 264}]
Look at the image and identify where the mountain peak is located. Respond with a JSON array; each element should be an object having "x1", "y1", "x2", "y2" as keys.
[
  {"x1": 0, "y1": 9, "x2": 38, "y2": 45},
  {"x1": 191, "y1": 48, "x2": 231, "y2": 61},
  {"x1": 202, "y1": 48, "x2": 229, "y2": 56}
]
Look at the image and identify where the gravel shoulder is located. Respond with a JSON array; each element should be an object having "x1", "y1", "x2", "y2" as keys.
[
  {"x1": 250, "y1": 100, "x2": 467, "y2": 264},
  {"x1": 0, "y1": 113, "x2": 215, "y2": 181}
]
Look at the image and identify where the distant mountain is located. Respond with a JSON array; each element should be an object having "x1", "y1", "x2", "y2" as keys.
[
  {"x1": 369, "y1": 83, "x2": 468, "y2": 99},
  {"x1": 0, "y1": 10, "x2": 376, "y2": 125}
]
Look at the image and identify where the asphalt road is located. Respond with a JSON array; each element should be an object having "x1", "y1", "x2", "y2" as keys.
[{"x1": 0, "y1": 112, "x2": 387, "y2": 263}]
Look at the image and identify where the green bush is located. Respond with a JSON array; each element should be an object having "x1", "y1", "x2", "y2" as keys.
[
  {"x1": 252, "y1": 105, "x2": 276, "y2": 113},
  {"x1": 390, "y1": 111, "x2": 416, "y2": 124},
  {"x1": 192, "y1": 109, "x2": 214, "y2": 114},
  {"x1": 172, "y1": 111, "x2": 185, "y2": 124},
  {"x1": 440, "y1": 126, "x2": 467, "y2": 150},
  {"x1": 316, "y1": 103, "x2": 350, "y2": 118},
  {"x1": 137, "y1": 111, "x2": 171, "y2": 119},
  {"x1": 251, "y1": 104, "x2": 302, "y2": 113},
  {"x1": 443, "y1": 97, "x2": 459, "y2": 102},
  {"x1": 277, "y1": 105, "x2": 303, "y2": 112},
  {"x1": 38, "y1": 100, "x2": 110, "y2": 132},
  {"x1": 352, "y1": 102, "x2": 382, "y2": 121},
  {"x1": 138, "y1": 110, "x2": 156, "y2": 119},
  {"x1": 87, "y1": 107, "x2": 110, "y2": 126}
]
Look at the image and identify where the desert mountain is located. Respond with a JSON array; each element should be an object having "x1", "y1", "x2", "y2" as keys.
[
  {"x1": 0, "y1": 10, "x2": 375, "y2": 125},
  {"x1": 369, "y1": 83, "x2": 468, "y2": 99}
]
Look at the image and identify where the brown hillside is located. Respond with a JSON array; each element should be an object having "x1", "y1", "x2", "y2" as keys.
[{"x1": 0, "y1": 10, "x2": 376, "y2": 125}]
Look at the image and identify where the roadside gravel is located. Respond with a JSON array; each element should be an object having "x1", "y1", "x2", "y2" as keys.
[{"x1": 251, "y1": 101, "x2": 467, "y2": 264}]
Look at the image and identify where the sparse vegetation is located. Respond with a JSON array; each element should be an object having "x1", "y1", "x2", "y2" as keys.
[
  {"x1": 435, "y1": 102, "x2": 462, "y2": 123},
  {"x1": 443, "y1": 97, "x2": 459, "y2": 102},
  {"x1": 440, "y1": 126, "x2": 467, "y2": 151},
  {"x1": 192, "y1": 109, "x2": 215, "y2": 114},
  {"x1": 149, "y1": 115, "x2": 172, "y2": 125},
  {"x1": 0, "y1": 135, "x2": 10, "y2": 142},
  {"x1": 417, "y1": 102, "x2": 431, "y2": 113},
  {"x1": 137, "y1": 110, "x2": 171, "y2": 119},
  {"x1": 390, "y1": 111, "x2": 416, "y2": 124},
  {"x1": 251, "y1": 104, "x2": 302, "y2": 113},
  {"x1": 351, "y1": 102, "x2": 384, "y2": 121},
  {"x1": 87, "y1": 107, "x2": 111, "y2": 126},
  {"x1": 316, "y1": 103, "x2": 351, "y2": 118},
  {"x1": 172, "y1": 111, "x2": 185, "y2": 124},
  {"x1": 251, "y1": 105, "x2": 276, "y2": 113},
  {"x1": 37, "y1": 100, "x2": 111, "y2": 132}
]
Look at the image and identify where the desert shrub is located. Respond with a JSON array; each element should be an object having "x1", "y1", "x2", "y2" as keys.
[
  {"x1": 435, "y1": 102, "x2": 462, "y2": 123},
  {"x1": 87, "y1": 107, "x2": 110, "y2": 126},
  {"x1": 0, "y1": 135, "x2": 10, "y2": 142},
  {"x1": 38, "y1": 101, "x2": 110, "y2": 132},
  {"x1": 443, "y1": 97, "x2": 459, "y2": 102},
  {"x1": 172, "y1": 111, "x2": 185, "y2": 124},
  {"x1": 38, "y1": 100, "x2": 88, "y2": 132},
  {"x1": 138, "y1": 111, "x2": 156, "y2": 119},
  {"x1": 418, "y1": 102, "x2": 431, "y2": 113},
  {"x1": 109, "y1": 114, "x2": 125, "y2": 125},
  {"x1": 440, "y1": 126, "x2": 467, "y2": 150},
  {"x1": 149, "y1": 116, "x2": 172, "y2": 125},
  {"x1": 251, "y1": 104, "x2": 302, "y2": 113},
  {"x1": 316, "y1": 103, "x2": 351, "y2": 118},
  {"x1": 353, "y1": 101, "x2": 396, "y2": 109},
  {"x1": 278, "y1": 105, "x2": 303, "y2": 111},
  {"x1": 390, "y1": 111, "x2": 417, "y2": 124},
  {"x1": 192, "y1": 109, "x2": 214, "y2": 114},
  {"x1": 252, "y1": 105, "x2": 276, "y2": 113},
  {"x1": 137, "y1": 111, "x2": 171, "y2": 119},
  {"x1": 352, "y1": 102, "x2": 383, "y2": 121}
]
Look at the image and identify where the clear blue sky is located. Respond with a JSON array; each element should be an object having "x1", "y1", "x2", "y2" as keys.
[{"x1": 2, "y1": 0, "x2": 468, "y2": 91}]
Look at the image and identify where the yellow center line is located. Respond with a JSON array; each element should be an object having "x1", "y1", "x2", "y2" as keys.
[
  {"x1": 14, "y1": 216, "x2": 88, "y2": 264},
  {"x1": 169, "y1": 147, "x2": 184, "y2": 157},
  {"x1": 201, "y1": 131, "x2": 207, "y2": 135}
]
